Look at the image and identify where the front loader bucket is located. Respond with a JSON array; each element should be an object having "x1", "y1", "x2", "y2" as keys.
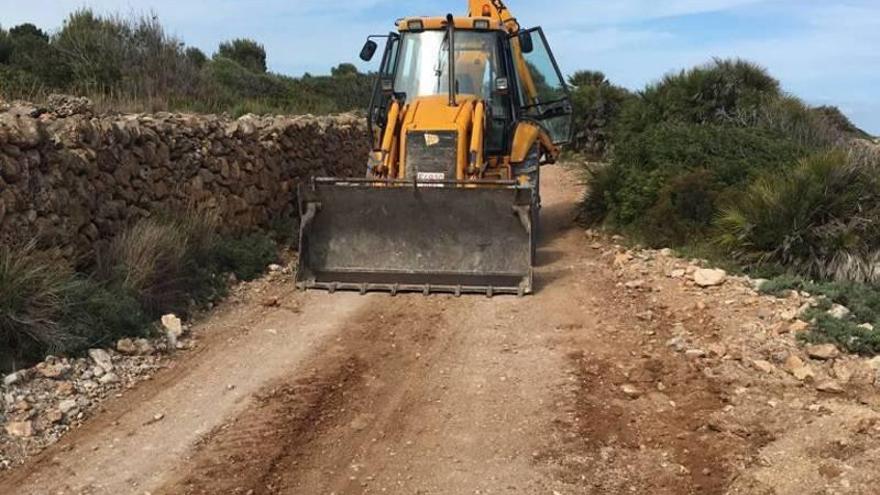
[{"x1": 296, "y1": 178, "x2": 535, "y2": 296}]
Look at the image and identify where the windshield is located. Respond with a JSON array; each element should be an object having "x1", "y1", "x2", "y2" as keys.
[{"x1": 393, "y1": 30, "x2": 500, "y2": 100}]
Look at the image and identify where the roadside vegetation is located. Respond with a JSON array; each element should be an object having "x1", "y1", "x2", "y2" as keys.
[
  {"x1": 575, "y1": 58, "x2": 879, "y2": 354},
  {"x1": 1, "y1": 211, "x2": 279, "y2": 370},
  {"x1": 0, "y1": 10, "x2": 373, "y2": 116}
]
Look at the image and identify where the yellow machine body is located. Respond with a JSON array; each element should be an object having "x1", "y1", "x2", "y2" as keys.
[{"x1": 297, "y1": 0, "x2": 572, "y2": 296}]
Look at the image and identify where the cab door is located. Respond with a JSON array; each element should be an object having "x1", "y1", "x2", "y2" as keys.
[
  {"x1": 367, "y1": 34, "x2": 400, "y2": 141},
  {"x1": 511, "y1": 27, "x2": 572, "y2": 145}
]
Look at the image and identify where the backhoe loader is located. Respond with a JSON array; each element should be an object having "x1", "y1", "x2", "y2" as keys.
[{"x1": 296, "y1": 0, "x2": 572, "y2": 296}]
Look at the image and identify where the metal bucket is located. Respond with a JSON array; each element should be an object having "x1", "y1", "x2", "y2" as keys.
[{"x1": 296, "y1": 178, "x2": 535, "y2": 296}]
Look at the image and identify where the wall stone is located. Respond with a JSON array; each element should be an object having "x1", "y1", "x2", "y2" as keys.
[{"x1": 0, "y1": 100, "x2": 370, "y2": 258}]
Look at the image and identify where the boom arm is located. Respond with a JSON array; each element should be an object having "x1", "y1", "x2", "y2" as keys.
[
  {"x1": 467, "y1": 1, "x2": 539, "y2": 105},
  {"x1": 468, "y1": 0, "x2": 520, "y2": 33}
]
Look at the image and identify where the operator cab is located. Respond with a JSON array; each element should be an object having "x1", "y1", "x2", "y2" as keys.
[{"x1": 361, "y1": 15, "x2": 571, "y2": 159}]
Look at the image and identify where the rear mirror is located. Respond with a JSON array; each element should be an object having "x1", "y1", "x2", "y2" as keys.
[
  {"x1": 360, "y1": 40, "x2": 378, "y2": 62},
  {"x1": 518, "y1": 31, "x2": 534, "y2": 54}
]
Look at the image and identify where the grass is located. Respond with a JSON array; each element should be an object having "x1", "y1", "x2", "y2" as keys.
[{"x1": 1, "y1": 212, "x2": 280, "y2": 371}]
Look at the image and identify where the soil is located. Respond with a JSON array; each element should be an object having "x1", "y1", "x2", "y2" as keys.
[{"x1": 2, "y1": 164, "x2": 880, "y2": 495}]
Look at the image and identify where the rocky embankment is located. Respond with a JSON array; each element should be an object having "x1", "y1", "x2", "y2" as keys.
[
  {"x1": 596, "y1": 232, "x2": 880, "y2": 493},
  {"x1": 0, "y1": 95, "x2": 369, "y2": 257},
  {"x1": 0, "y1": 263, "x2": 293, "y2": 471}
]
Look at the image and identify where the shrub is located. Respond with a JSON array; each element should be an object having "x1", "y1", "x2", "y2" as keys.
[
  {"x1": 614, "y1": 58, "x2": 781, "y2": 136},
  {"x1": 209, "y1": 233, "x2": 279, "y2": 282},
  {"x1": 582, "y1": 122, "x2": 808, "y2": 245},
  {"x1": 0, "y1": 243, "x2": 81, "y2": 364},
  {"x1": 98, "y1": 209, "x2": 224, "y2": 317},
  {"x1": 716, "y1": 150, "x2": 880, "y2": 283},
  {"x1": 568, "y1": 71, "x2": 633, "y2": 158},
  {"x1": 216, "y1": 38, "x2": 267, "y2": 73}
]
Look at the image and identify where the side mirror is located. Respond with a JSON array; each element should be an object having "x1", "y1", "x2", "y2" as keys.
[
  {"x1": 360, "y1": 40, "x2": 378, "y2": 62},
  {"x1": 518, "y1": 31, "x2": 534, "y2": 54},
  {"x1": 494, "y1": 77, "x2": 510, "y2": 94}
]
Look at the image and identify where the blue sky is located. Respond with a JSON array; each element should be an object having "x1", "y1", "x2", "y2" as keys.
[{"x1": 2, "y1": 0, "x2": 878, "y2": 134}]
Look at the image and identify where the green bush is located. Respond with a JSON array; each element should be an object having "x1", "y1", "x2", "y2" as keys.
[
  {"x1": 567, "y1": 70, "x2": 633, "y2": 158},
  {"x1": 0, "y1": 243, "x2": 82, "y2": 363},
  {"x1": 582, "y1": 122, "x2": 809, "y2": 245},
  {"x1": 209, "y1": 233, "x2": 279, "y2": 282},
  {"x1": 0, "y1": 10, "x2": 374, "y2": 116},
  {"x1": 216, "y1": 38, "x2": 267, "y2": 73},
  {"x1": 717, "y1": 150, "x2": 880, "y2": 283},
  {"x1": 614, "y1": 59, "x2": 780, "y2": 137}
]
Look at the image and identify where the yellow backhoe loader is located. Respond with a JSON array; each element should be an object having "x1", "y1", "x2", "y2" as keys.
[{"x1": 296, "y1": 0, "x2": 572, "y2": 296}]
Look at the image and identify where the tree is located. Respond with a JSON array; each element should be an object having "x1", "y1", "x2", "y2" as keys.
[
  {"x1": 216, "y1": 38, "x2": 266, "y2": 73},
  {"x1": 185, "y1": 46, "x2": 208, "y2": 69},
  {"x1": 0, "y1": 26, "x2": 11, "y2": 64},
  {"x1": 331, "y1": 63, "x2": 358, "y2": 78},
  {"x1": 9, "y1": 23, "x2": 48, "y2": 42},
  {"x1": 568, "y1": 70, "x2": 633, "y2": 158},
  {"x1": 568, "y1": 70, "x2": 609, "y2": 88}
]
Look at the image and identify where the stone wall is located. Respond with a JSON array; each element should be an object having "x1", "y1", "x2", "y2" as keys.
[{"x1": 0, "y1": 99, "x2": 370, "y2": 257}]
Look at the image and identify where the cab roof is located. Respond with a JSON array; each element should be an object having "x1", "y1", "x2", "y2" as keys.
[{"x1": 396, "y1": 16, "x2": 504, "y2": 32}]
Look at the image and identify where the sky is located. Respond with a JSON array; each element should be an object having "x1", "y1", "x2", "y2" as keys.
[{"x1": 1, "y1": 0, "x2": 878, "y2": 134}]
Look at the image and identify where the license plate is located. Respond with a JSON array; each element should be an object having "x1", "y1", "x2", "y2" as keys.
[{"x1": 417, "y1": 172, "x2": 445, "y2": 182}]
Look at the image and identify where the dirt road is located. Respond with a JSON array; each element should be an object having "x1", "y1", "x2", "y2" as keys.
[{"x1": 3, "y1": 165, "x2": 880, "y2": 494}]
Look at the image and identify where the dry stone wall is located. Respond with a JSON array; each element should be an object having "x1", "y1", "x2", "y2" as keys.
[{"x1": 0, "y1": 99, "x2": 369, "y2": 257}]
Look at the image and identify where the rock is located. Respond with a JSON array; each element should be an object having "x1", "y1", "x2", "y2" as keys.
[
  {"x1": 827, "y1": 304, "x2": 851, "y2": 320},
  {"x1": 815, "y1": 380, "x2": 844, "y2": 394},
  {"x1": 261, "y1": 296, "x2": 281, "y2": 308},
  {"x1": 806, "y1": 344, "x2": 840, "y2": 361},
  {"x1": 99, "y1": 372, "x2": 120, "y2": 385},
  {"x1": 5, "y1": 421, "x2": 34, "y2": 438},
  {"x1": 752, "y1": 360, "x2": 776, "y2": 374},
  {"x1": 268, "y1": 263, "x2": 283, "y2": 273},
  {"x1": 3, "y1": 371, "x2": 21, "y2": 387},
  {"x1": 55, "y1": 381, "x2": 75, "y2": 396},
  {"x1": 666, "y1": 336, "x2": 687, "y2": 352},
  {"x1": 693, "y1": 269, "x2": 727, "y2": 288},
  {"x1": 624, "y1": 280, "x2": 646, "y2": 290},
  {"x1": 859, "y1": 323, "x2": 874, "y2": 331},
  {"x1": 58, "y1": 399, "x2": 77, "y2": 414},
  {"x1": 117, "y1": 338, "x2": 138, "y2": 355},
  {"x1": 135, "y1": 339, "x2": 156, "y2": 355},
  {"x1": 796, "y1": 302, "x2": 813, "y2": 318},
  {"x1": 789, "y1": 320, "x2": 810, "y2": 334},
  {"x1": 636, "y1": 310, "x2": 654, "y2": 321},
  {"x1": 750, "y1": 278, "x2": 770, "y2": 291},
  {"x1": 783, "y1": 355, "x2": 814, "y2": 381},
  {"x1": 685, "y1": 349, "x2": 707, "y2": 359},
  {"x1": 780, "y1": 309, "x2": 799, "y2": 321},
  {"x1": 621, "y1": 384, "x2": 642, "y2": 399},
  {"x1": 831, "y1": 361, "x2": 871, "y2": 384},
  {"x1": 792, "y1": 365, "x2": 815, "y2": 382},
  {"x1": 162, "y1": 314, "x2": 184, "y2": 348},
  {"x1": 46, "y1": 409, "x2": 64, "y2": 424},
  {"x1": 659, "y1": 248, "x2": 674, "y2": 257},
  {"x1": 669, "y1": 269, "x2": 686, "y2": 279},
  {"x1": 161, "y1": 314, "x2": 184, "y2": 337},
  {"x1": 613, "y1": 252, "x2": 633, "y2": 266},
  {"x1": 35, "y1": 362, "x2": 68, "y2": 379},
  {"x1": 88, "y1": 348, "x2": 113, "y2": 372},
  {"x1": 707, "y1": 343, "x2": 727, "y2": 358}
]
